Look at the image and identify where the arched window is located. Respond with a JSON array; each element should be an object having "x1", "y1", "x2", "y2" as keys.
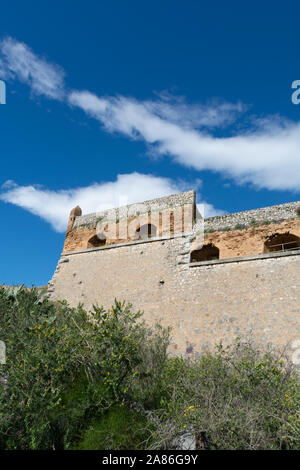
[
  {"x1": 190, "y1": 243, "x2": 219, "y2": 262},
  {"x1": 136, "y1": 223, "x2": 157, "y2": 240},
  {"x1": 87, "y1": 234, "x2": 106, "y2": 248},
  {"x1": 264, "y1": 233, "x2": 300, "y2": 253}
]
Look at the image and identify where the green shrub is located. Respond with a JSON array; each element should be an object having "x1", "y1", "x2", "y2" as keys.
[
  {"x1": 249, "y1": 219, "x2": 258, "y2": 226},
  {"x1": 75, "y1": 405, "x2": 149, "y2": 450},
  {"x1": 1, "y1": 286, "x2": 299, "y2": 450},
  {"x1": 0, "y1": 286, "x2": 169, "y2": 449},
  {"x1": 234, "y1": 224, "x2": 245, "y2": 230},
  {"x1": 296, "y1": 207, "x2": 300, "y2": 217},
  {"x1": 146, "y1": 341, "x2": 300, "y2": 450}
]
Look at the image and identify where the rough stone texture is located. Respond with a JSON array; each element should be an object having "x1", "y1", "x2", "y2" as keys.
[
  {"x1": 204, "y1": 200, "x2": 300, "y2": 230},
  {"x1": 49, "y1": 192, "x2": 300, "y2": 361},
  {"x1": 66, "y1": 205, "x2": 82, "y2": 234},
  {"x1": 64, "y1": 198, "x2": 195, "y2": 252},
  {"x1": 48, "y1": 235, "x2": 300, "y2": 360},
  {"x1": 73, "y1": 190, "x2": 196, "y2": 229},
  {"x1": 191, "y1": 218, "x2": 300, "y2": 259}
]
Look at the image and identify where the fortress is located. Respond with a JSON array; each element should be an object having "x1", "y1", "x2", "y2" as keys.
[{"x1": 47, "y1": 190, "x2": 300, "y2": 360}]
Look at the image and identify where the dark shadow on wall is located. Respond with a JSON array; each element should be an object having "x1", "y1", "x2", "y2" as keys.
[
  {"x1": 263, "y1": 233, "x2": 300, "y2": 253},
  {"x1": 87, "y1": 235, "x2": 106, "y2": 248},
  {"x1": 190, "y1": 243, "x2": 220, "y2": 262}
]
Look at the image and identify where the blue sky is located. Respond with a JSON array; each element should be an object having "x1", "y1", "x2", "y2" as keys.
[{"x1": 0, "y1": 0, "x2": 300, "y2": 286}]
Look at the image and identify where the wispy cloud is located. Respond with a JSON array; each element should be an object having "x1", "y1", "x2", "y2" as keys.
[
  {"x1": 0, "y1": 37, "x2": 65, "y2": 99},
  {"x1": 1, "y1": 36, "x2": 300, "y2": 198},
  {"x1": 0, "y1": 57, "x2": 11, "y2": 80},
  {"x1": 69, "y1": 90, "x2": 300, "y2": 192},
  {"x1": 0, "y1": 174, "x2": 220, "y2": 232},
  {"x1": 144, "y1": 91, "x2": 247, "y2": 129},
  {"x1": 198, "y1": 202, "x2": 224, "y2": 219}
]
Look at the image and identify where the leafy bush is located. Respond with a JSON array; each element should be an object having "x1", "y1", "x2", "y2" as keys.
[
  {"x1": 249, "y1": 219, "x2": 258, "y2": 227},
  {"x1": 296, "y1": 206, "x2": 300, "y2": 217},
  {"x1": 146, "y1": 341, "x2": 300, "y2": 450},
  {"x1": 0, "y1": 286, "x2": 169, "y2": 449},
  {"x1": 0, "y1": 286, "x2": 299, "y2": 450},
  {"x1": 74, "y1": 405, "x2": 148, "y2": 450}
]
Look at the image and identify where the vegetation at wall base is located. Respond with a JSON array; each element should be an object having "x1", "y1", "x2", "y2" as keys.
[{"x1": 0, "y1": 286, "x2": 299, "y2": 450}]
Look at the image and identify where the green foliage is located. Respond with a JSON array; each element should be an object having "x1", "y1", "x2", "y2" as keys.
[
  {"x1": 296, "y1": 207, "x2": 300, "y2": 217},
  {"x1": 147, "y1": 341, "x2": 300, "y2": 450},
  {"x1": 75, "y1": 405, "x2": 149, "y2": 450},
  {"x1": 0, "y1": 286, "x2": 299, "y2": 450},
  {"x1": 0, "y1": 286, "x2": 169, "y2": 449},
  {"x1": 249, "y1": 219, "x2": 258, "y2": 227}
]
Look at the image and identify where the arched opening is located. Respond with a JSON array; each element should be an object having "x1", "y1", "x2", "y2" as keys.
[
  {"x1": 136, "y1": 223, "x2": 157, "y2": 240},
  {"x1": 87, "y1": 234, "x2": 106, "y2": 248},
  {"x1": 264, "y1": 232, "x2": 300, "y2": 253},
  {"x1": 190, "y1": 243, "x2": 220, "y2": 262}
]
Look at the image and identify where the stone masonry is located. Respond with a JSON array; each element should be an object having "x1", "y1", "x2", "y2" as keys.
[{"x1": 48, "y1": 191, "x2": 300, "y2": 362}]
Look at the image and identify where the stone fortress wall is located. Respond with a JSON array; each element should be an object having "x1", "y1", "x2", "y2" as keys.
[
  {"x1": 204, "y1": 200, "x2": 300, "y2": 231},
  {"x1": 48, "y1": 191, "x2": 300, "y2": 363},
  {"x1": 64, "y1": 191, "x2": 195, "y2": 253},
  {"x1": 73, "y1": 190, "x2": 196, "y2": 230}
]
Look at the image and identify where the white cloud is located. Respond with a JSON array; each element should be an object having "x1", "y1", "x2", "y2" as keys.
[
  {"x1": 0, "y1": 37, "x2": 65, "y2": 99},
  {"x1": 0, "y1": 173, "x2": 221, "y2": 232},
  {"x1": 69, "y1": 90, "x2": 300, "y2": 192},
  {"x1": 2, "y1": 37, "x2": 300, "y2": 195},
  {"x1": 197, "y1": 203, "x2": 225, "y2": 219},
  {"x1": 143, "y1": 92, "x2": 247, "y2": 129},
  {"x1": 0, "y1": 57, "x2": 11, "y2": 80}
]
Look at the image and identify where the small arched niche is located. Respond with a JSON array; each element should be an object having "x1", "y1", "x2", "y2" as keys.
[
  {"x1": 264, "y1": 232, "x2": 300, "y2": 253},
  {"x1": 87, "y1": 234, "x2": 106, "y2": 248},
  {"x1": 136, "y1": 223, "x2": 157, "y2": 240},
  {"x1": 190, "y1": 243, "x2": 220, "y2": 262}
]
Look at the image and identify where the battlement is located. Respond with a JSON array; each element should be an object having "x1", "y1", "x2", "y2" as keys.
[
  {"x1": 63, "y1": 191, "x2": 300, "y2": 258},
  {"x1": 204, "y1": 199, "x2": 300, "y2": 231},
  {"x1": 63, "y1": 190, "x2": 196, "y2": 253},
  {"x1": 73, "y1": 190, "x2": 196, "y2": 229},
  {"x1": 72, "y1": 192, "x2": 300, "y2": 232}
]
